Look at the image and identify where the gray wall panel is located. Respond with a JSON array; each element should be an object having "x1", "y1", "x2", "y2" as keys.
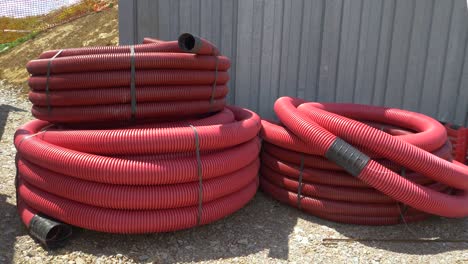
[
  {"x1": 119, "y1": 0, "x2": 468, "y2": 125},
  {"x1": 353, "y1": 0, "x2": 382, "y2": 105},
  {"x1": 384, "y1": 0, "x2": 414, "y2": 108},
  {"x1": 402, "y1": 0, "x2": 433, "y2": 112},
  {"x1": 420, "y1": 0, "x2": 453, "y2": 118},
  {"x1": 336, "y1": 0, "x2": 362, "y2": 103}
]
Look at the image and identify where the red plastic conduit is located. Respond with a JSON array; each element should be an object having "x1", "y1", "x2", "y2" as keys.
[
  {"x1": 15, "y1": 35, "x2": 262, "y2": 244},
  {"x1": 260, "y1": 96, "x2": 468, "y2": 225},
  {"x1": 26, "y1": 34, "x2": 229, "y2": 123},
  {"x1": 15, "y1": 105, "x2": 261, "y2": 233}
]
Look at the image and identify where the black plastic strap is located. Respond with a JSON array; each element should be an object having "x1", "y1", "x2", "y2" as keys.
[
  {"x1": 189, "y1": 125, "x2": 203, "y2": 225},
  {"x1": 46, "y1": 49, "x2": 63, "y2": 115},
  {"x1": 325, "y1": 138, "x2": 370, "y2": 177},
  {"x1": 398, "y1": 202, "x2": 409, "y2": 224},
  {"x1": 398, "y1": 168, "x2": 408, "y2": 223},
  {"x1": 130, "y1": 45, "x2": 137, "y2": 120},
  {"x1": 296, "y1": 154, "x2": 305, "y2": 209},
  {"x1": 209, "y1": 56, "x2": 219, "y2": 112}
]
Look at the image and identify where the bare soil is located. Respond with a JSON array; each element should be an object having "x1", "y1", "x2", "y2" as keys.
[{"x1": 0, "y1": 6, "x2": 118, "y2": 92}]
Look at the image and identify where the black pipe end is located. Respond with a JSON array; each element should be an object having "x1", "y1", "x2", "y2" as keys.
[
  {"x1": 29, "y1": 214, "x2": 72, "y2": 249},
  {"x1": 178, "y1": 33, "x2": 201, "y2": 53}
]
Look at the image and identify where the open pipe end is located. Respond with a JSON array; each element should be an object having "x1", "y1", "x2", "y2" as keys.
[
  {"x1": 29, "y1": 214, "x2": 72, "y2": 249},
  {"x1": 178, "y1": 33, "x2": 201, "y2": 53}
]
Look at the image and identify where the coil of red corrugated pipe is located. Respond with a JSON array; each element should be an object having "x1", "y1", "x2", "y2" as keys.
[
  {"x1": 26, "y1": 33, "x2": 228, "y2": 123},
  {"x1": 15, "y1": 34, "x2": 261, "y2": 247},
  {"x1": 15, "y1": 106, "x2": 261, "y2": 246},
  {"x1": 259, "y1": 96, "x2": 468, "y2": 225}
]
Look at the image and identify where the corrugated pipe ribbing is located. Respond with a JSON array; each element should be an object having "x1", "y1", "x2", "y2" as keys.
[
  {"x1": 15, "y1": 34, "x2": 261, "y2": 247},
  {"x1": 260, "y1": 96, "x2": 468, "y2": 225}
]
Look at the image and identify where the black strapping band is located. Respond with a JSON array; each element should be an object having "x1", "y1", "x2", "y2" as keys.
[
  {"x1": 46, "y1": 49, "x2": 63, "y2": 115},
  {"x1": 130, "y1": 45, "x2": 137, "y2": 120},
  {"x1": 209, "y1": 56, "x2": 219, "y2": 112},
  {"x1": 401, "y1": 167, "x2": 406, "y2": 178},
  {"x1": 398, "y1": 167, "x2": 408, "y2": 223},
  {"x1": 189, "y1": 125, "x2": 203, "y2": 226},
  {"x1": 296, "y1": 153, "x2": 305, "y2": 209},
  {"x1": 398, "y1": 202, "x2": 409, "y2": 224}
]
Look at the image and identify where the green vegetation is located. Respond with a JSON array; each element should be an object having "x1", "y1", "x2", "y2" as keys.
[
  {"x1": 0, "y1": 32, "x2": 39, "y2": 53},
  {"x1": 0, "y1": 0, "x2": 112, "y2": 45}
]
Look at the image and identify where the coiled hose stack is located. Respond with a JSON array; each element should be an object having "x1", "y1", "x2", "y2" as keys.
[
  {"x1": 26, "y1": 33, "x2": 229, "y2": 123},
  {"x1": 15, "y1": 33, "x2": 261, "y2": 247},
  {"x1": 260, "y1": 97, "x2": 468, "y2": 225}
]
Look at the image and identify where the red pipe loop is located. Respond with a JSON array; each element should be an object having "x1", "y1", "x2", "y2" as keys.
[
  {"x1": 260, "y1": 96, "x2": 468, "y2": 223},
  {"x1": 18, "y1": 178, "x2": 258, "y2": 233},
  {"x1": 18, "y1": 158, "x2": 260, "y2": 210},
  {"x1": 16, "y1": 105, "x2": 261, "y2": 232},
  {"x1": 29, "y1": 85, "x2": 229, "y2": 106},
  {"x1": 29, "y1": 35, "x2": 230, "y2": 124},
  {"x1": 15, "y1": 107, "x2": 261, "y2": 185},
  {"x1": 20, "y1": 106, "x2": 260, "y2": 155},
  {"x1": 16, "y1": 35, "x2": 260, "y2": 236}
]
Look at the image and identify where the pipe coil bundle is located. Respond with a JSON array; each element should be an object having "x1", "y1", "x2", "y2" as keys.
[
  {"x1": 26, "y1": 33, "x2": 229, "y2": 123},
  {"x1": 15, "y1": 34, "x2": 260, "y2": 246},
  {"x1": 260, "y1": 97, "x2": 468, "y2": 225}
]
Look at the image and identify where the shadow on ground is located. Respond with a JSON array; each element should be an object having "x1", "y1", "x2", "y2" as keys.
[
  {"x1": 44, "y1": 193, "x2": 297, "y2": 262},
  {"x1": 0, "y1": 193, "x2": 27, "y2": 264},
  {"x1": 35, "y1": 192, "x2": 468, "y2": 262},
  {"x1": 0, "y1": 104, "x2": 26, "y2": 140},
  {"x1": 305, "y1": 210, "x2": 468, "y2": 255}
]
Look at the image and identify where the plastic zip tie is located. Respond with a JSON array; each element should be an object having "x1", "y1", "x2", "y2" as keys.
[
  {"x1": 296, "y1": 153, "x2": 305, "y2": 209},
  {"x1": 46, "y1": 49, "x2": 63, "y2": 115},
  {"x1": 190, "y1": 125, "x2": 203, "y2": 225},
  {"x1": 130, "y1": 45, "x2": 137, "y2": 121},
  {"x1": 398, "y1": 167, "x2": 409, "y2": 223},
  {"x1": 17, "y1": 124, "x2": 54, "y2": 148},
  {"x1": 209, "y1": 56, "x2": 218, "y2": 112}
]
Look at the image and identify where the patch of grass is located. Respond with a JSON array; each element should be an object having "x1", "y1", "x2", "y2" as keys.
[{"x1": 0, "y1": 32, "x2": 39, "y2": 53}]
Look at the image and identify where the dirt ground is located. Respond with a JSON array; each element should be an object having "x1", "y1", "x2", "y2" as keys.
[
  {"x1": 0, "y1": 83, "x2": 467, "y2": 263},
  {"x1": 0, "y1": 6, "x2": 118, "y2": 92}
]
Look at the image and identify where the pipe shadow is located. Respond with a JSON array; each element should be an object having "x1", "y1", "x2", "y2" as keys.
[
  {"x1": 257, "y1": 189, "x2": 468, "y2": 256},
  {"x1": 0, "y1": 193, "x2": 27, "y2": 264},
  {"x1": 315, "y1": 213, "x2": 468, "y2": 255},
  {"x1": 43, "y1": 192, "x2": 298, "y2": 263},
  {"x1": 0, "y1": 104, "x2": 26, "y2": 141},
  {"x1": 17, "y1": 190, "x2": 468, "y2": 262}
]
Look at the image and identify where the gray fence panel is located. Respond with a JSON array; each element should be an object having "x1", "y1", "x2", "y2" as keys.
[{"x1": 119, "y1": 0, "x2": 468, "y2": 125}]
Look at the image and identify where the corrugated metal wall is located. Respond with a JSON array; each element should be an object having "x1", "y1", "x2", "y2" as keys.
[{"x1": 119, "y1": 0, "x2": 468, "y2": 125}]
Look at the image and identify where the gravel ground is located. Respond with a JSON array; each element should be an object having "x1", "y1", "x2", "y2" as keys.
[{"x1": 1, "y1": 82, "x2": 468, "y2": 264}]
